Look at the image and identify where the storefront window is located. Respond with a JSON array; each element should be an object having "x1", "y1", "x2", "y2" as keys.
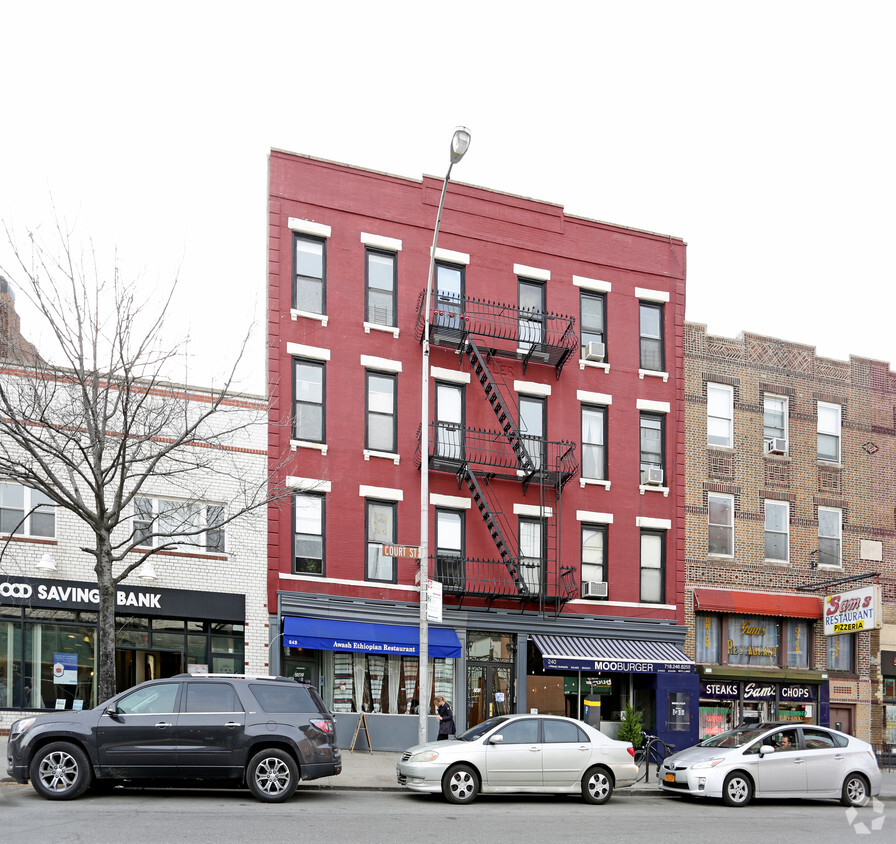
[
  {"x1": 726, "y1": 615, "x2": 779, "y2": 667},
  {"x1": 785, "y1": 620, "x2": 809, "y2": 668},
  {"x1": 698, "y1": 702, "x2": 734, "y2": 739},
  {"x1": 885, "y1": 704, "x2": 896, "y2": 745},
  {"x1": 695, "y1": 614, "x2": 720, "y2": 662},
  {"x1": 24, "y1": 621, "x2": 96, "y2": 710},
  {"x1": 826, "y1": 634, "x2": 853, "y2": 672},
  {"x1": 466, "y1": 632, "x2": 514, "y2": 662}
]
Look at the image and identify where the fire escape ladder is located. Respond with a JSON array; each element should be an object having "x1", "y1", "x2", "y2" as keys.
[{"x1": 458, "y1": 462, "x2": 529, "y2": 596}]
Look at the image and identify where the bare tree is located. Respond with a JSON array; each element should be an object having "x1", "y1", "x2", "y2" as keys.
[{"x1": 0, "y1": 219, "x2": 285, "y2": 703}]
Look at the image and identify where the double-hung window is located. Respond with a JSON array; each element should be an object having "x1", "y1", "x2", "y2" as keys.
[
  {"x1": 366, "y1": 500, "x2": 396, "y2": 582},
  {"x1": 519, "y1": 518, "x2": 544, "y2": 594},
  {"x1": 581, "y1": 405, "x2": 606, "y2": 481},
  {"x1": 366, "y1": 371, "x2": 396, "y2": 453},
  {"x1": 580, "y1": 292, "x2": 606, "y2": 360},
  {"x1": 763, "y1": 394, "x2": 788, "y2": 448},
  {"x1": 434, "y1": 262, "x2": 464, "y2": 331},
  {"x1": 707, "y1": 383, "x2": 733, "y2": 447},
  {"x1": 293, "y1": 235, "x2": 325, "y2": 314},
  {"x1": 827, "y1": 633, "x2": 853, "y2": 672},
  {"x1": 764, "y1": 499, "x2": 789, "y2": 563},
  {"x1": 639, "y1": 302, "x2": 664, "y2": 371},
  {"x1": 817, "y1": 402, "x2": 841, "y2": 462},
  {"x1": 133, "y1": 498, "x2": 224, "y2": 553},
  {"x1": 519, "y1": 395, "x2": 546, "y2": 471},
  {"x1": 518, "y1": 279, "x2": 545, "y2": 353},
  {"x1": 294, "y1": 359, "x2": 325, "y2": 443},
  {"x1": 365, "y1": 249, "x2": 397, "y2": 327},
  {"x1": 640, "y1": 530, "x2": 664, "y2": 603},
  {"x1": 707, "y1": 493, "x2": 733, "y2": 557},
  {"x1": 639, "y1": 414, "x2": 664, "y2": 478},
  {"x1": 294, "y1": 494, "x2": 324, "y2": 575},
  {"x1": 435, "y1": 382, "x2": 464, "y2": 461},
  {"x1": 581, "y1": 524, "x2": 607, "y2": 592},
  {"x1": 435, "y1": 509, "x2": 464, "y2": 590},
  {"x1": 0, "y1": 482, "x2": 55, "y2": 537},
  {"x1": 818, "y1": 507, "x2": 842, "y2": 567}
]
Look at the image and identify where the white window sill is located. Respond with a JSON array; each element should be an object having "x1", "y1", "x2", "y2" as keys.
[
  {"x1": 818, "y1": 563, "x2": 843, "y2": 571},
  {"x1": 364, "y1": 449, "x2": 400, "y2": 465},
  {"x1": 707, "y1": 444, "x2": 735, "y2": 453},
  {"x1": 291, "y1": 309, "x2": 328, "y2": 326},
  {"x1": 764, "y1": 452, "x2": 791, "y2": 460},
  {"x1": 580, "y1": 478, "x2": 611, "y2": 490},
  {"x1": 765, "y1": 559, "x2": 791, "y2": 566},
  {"x1": 817, "y1": 460, "x2": 842, "y2": 469},
  {"x1": 579, "y1": 359, "x2": 610, "y2": 372},
  {"x1": 639, "y1": 484, "x2": 669, "y2": 496},
  {"x1": 363, "y1": 321, "x2": 400, "y2": 338},
  {"x1": 707, "y1": 554, "x2": 734, "y2": 561},
  {"x1": 291, "y1": 439, "x2": 328, "y2": 455},
  {"x1": 639, "y1": 369, "x2": 669, "y2": 382}
]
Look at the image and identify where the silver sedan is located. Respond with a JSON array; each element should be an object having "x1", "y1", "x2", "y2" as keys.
[
  {"x1": 659, "y1": 722, "x2": 882, "y2": 807},
  {"x1": 396, "y1": 713, "x2": 637, "y2": 805}
]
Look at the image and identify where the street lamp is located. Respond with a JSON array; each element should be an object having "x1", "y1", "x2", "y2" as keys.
[{"x1": 419, "y1": 126, "x2": 471, "y2": 745}]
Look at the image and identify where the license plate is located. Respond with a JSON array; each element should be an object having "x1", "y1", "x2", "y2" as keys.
[{"x1": 665, "y1": 773, "x2": 676, "y2": 783}]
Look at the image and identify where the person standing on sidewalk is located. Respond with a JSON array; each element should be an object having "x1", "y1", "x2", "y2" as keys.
[{"x1": 435, "y1": 695, "x2": 455, "y2": 741}]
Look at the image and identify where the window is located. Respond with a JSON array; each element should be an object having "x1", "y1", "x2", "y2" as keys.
[
  {"x1": 133, "y1": 498, "x2": 224, "y2": 553},
  {"x1": 435, "y1": 509, "x2": 464, "y2": 590},
  {"x1": 707, "y1": 493, "x2": 734, "y2": 557},
  {"x1": 293, "y1": 359, "x2": 325, "y2": 443},
  {"x1": 294, "y1": 495, "x2": 324, "y2": 575},
  {"x1": 640, "y1": 530, "x2": 664, "y2": 603},
  {"x1": 581, "y1": 524, "x2": 607, "y2": 590},
  {"x1": 818, "y1": 507, "x2": 842, "y2": 567},
  {"x1": 365, "y1": 248, "x2": 396, "y2": 327},
  {"x1": 580, "y1": 292, "x2": 606, "y2": 359},
  {"x1": 184, "y1": 682, "x2": 242, "y2": 713},
  {"x1": 0, "y1": 482, "x2": 55, "y2": 537},
  {"x1": 366, "y1": 371, "x2": 396, "y2": 453},
  {"x1": 707, "y1": 383, "x2": 733, "y2": 447},
  {"x1": 639, "y1": 302, "x2": 664, "y2": 371},
  {"x1": 817, "y1": 402, "x2": 841, "y2": 462},
  {"x1": 519, "y1": 518, "x2": 543, "y2": 594},
  {"x1": 293, "y1": 234, "x2": 325, "y2": 314},
  {"x1": 639, "y1": 414, "x2": 664, "y2": 475},
  {"x1": 494, "y1": 718, "x2": 540, "y2": 744},
  {"x1": 366, "y1": 500, "x2": 396, "y2": 582},
  {"x1": 116, "y1": 683, "x2": 179, "y2": 714},
  {"x1": 764, "y1": 500, "x2": 789, "y2": 563},
  {"x1": 435, "y1": 382, "x2": 464, "y2": 461},
  {"x1": 785, "y1": 620, "x2": 809, "y2": 668},
  {"x1": 827, "y1": 633, "x2": 853, "y2": 672},
  {"x1": 518, "y1": 279, "x2": 545, "y2": 352},
  {"x1": 763, "y1": 394, "x2": 788, "y2": 445},
  {"x1": 543, "y1": 719, "x2": 588, "y2": 743},
  {"x1": 695, "y1": 614, "x2": 720, "y2": 662},
  {"x1": 434, "y1": 262, "x2": 464, "y2": 330},
  {"x1": 519, "y1": 395, "x2": 545, "y2": 470},
  {"x1": 581, "y1": 405, "x2": 606, "y2": 480}
]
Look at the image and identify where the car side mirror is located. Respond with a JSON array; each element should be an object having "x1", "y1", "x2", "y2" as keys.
[
  {"x1": 489, "y1": 734, "x2": 504, "y2": 745},
  {"x1": 103, "y1": 704, "x2": 119, "y2": 718},
  {"x1": 759, "y1": 744, "x2": 775, "y2": 756}
]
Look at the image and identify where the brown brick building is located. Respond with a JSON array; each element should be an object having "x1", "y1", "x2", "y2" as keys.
[{"x1": 684, "y1": 323, "x2": 895, "y2": 746}]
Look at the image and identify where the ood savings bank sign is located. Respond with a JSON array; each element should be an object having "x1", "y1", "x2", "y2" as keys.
[{"x1": 824, "y1": 584, "x2": 881, "y2": 636}]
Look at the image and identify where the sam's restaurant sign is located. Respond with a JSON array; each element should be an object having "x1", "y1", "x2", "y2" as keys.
[
  {"x1": 0, "y1": 576, "x2": 244, "y2": 622},
  {"x1": 824, "y1": 585, "x2": 881, "y2": 636}
]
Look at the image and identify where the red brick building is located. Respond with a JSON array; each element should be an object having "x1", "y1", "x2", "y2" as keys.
[{"x1": 267, "y1": 151, "x2": 696, "y2": 750}]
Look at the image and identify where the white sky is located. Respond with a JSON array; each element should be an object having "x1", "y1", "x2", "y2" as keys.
[{"x1": 2, "y1": 1, "x2": 894, "y2": 394}]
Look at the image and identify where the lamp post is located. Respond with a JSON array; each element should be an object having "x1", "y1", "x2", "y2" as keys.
[{"x1": 419, "y1": 127, "x2": 471, "y2": 745}]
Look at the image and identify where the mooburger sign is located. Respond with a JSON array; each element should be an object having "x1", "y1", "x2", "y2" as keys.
[{"x1": 824, "y1": 584, "x2": 881, "y2": 636}]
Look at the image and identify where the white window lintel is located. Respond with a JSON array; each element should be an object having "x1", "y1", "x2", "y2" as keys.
[
  {"x1": 361, "y1": 354, "x2": 402, "y2": 373},
  {"x1": 576, "y1": 510, "x2": 614, "y2": 524},
  {"x1": 577, "y1": 390, "x2": 612, "y2": 405},
  {"x1": 359, "y1": 485, "x2": 403, "y2": 502},
  {"x1": 433, "y1": 247, "x2": 470, "y2": 265},
  {"x1": 637, "y1": 399, "x2": 671, "y2": 413},
  {"x1": 514, "y1": 380, "x2": 552, "y2": 397},
  {"x1": 636, "y1": 517, "x2": 671, "y2": 529},
  {"x1": 287, "y1": 342, "x2": 330, "y2": 361},
  {"x1": 573, "y1": 276, "x2": 612, "y2": 293},
  {"x1": 635, "y1": 287, "x2": 670, "y2": 303},
  {"x1": 361, "y1": 232, "x2": 403, "y2": 251},
  {"x1": 430, "y1": 494, "x2": 472, "y2": 509},
  {"x1": 431, "y1": 367, "x2": 471, "y2": 384},
  {"x1": 514, "y1": 263, "x2": 551, "y2": 282},
  {"x1": 287, "y1": 477, "x2": 332, "y2": 493},
  {"x1": 288, "y1": 218, "x2": 331, "y2": 238}
]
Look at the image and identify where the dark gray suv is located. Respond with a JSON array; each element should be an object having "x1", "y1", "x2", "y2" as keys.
[{"x1": 6, "y1": 673, "x2": 341, "y2": 802}]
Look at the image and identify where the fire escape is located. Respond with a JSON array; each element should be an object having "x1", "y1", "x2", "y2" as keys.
[{"x1": 415, "y1": 291, "x2": 579, "y2": 613}]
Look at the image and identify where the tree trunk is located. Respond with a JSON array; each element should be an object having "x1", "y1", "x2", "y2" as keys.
[{"x1": 95, "y1": 537, "x2": 117, "y2": 704}]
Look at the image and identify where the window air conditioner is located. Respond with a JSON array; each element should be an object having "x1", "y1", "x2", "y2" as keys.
[
  {"x1": 582, "y1": 581, "x2": 608, "y2": 599},
  {"x1": 641, "y1": 467, "x2": 664, "y2": 486},
  {"x1": 584, "y1": 341, "x2": 605, "y2": 362},
  {"x1": 765, "y1": 437, "x2": 787, "y2": 455}
]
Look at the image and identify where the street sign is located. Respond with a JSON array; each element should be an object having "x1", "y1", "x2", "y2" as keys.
[{"x1": 381, "y1": 544, "x2": 422, "y2": 558}]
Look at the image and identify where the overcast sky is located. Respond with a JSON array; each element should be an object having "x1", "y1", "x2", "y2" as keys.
[{"x1": 2, "y1": 2, "x2": 894, "y2": 393}]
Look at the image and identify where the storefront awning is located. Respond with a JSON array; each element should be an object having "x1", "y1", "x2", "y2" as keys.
[
  {"x1": 282, "y1": 616, "x2": 462, "y2": 659},
  {"x1": 693, "y1": 588, "x2": 822, "y2": 619},
  {"x1": 531, "y1": 634, "x2": 694, "y2": 673}
]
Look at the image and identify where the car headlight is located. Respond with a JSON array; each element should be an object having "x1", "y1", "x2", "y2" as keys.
[
  {"x1": 690, "y1": 757, "x2": 724, "y2": 769},
  {"x1": 409, "y1": 750, "x2": 440, "y2": 763},
  {"x1": 10, "y1": 717, "x2": 36, "y2": 737}
]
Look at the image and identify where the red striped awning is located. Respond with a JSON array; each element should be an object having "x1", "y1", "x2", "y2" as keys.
[{"x1": 693, "y1": 588, "x2": 822, "y2": 619}]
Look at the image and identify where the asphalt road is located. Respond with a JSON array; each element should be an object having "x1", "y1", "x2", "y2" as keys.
[{"x1": 0, "y1": 784, "x2": 889, "y2": 843}]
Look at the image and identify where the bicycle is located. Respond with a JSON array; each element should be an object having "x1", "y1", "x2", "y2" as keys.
[{"x1": 633, "y1": 731, "x2": 674, "y2": 783}]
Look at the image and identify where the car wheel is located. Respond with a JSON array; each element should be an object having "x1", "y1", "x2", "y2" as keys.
[
  {"x1": 722, "y1": 771, "x2": 753, "y2": 807},
  {"x1": 582, "y1": 766, "x2": 614, "y2": 805},
  {"x1": 29, "y1": 742, "x2": 91, "y2": 801},
  {"x1": 840, "y1": 773, "x2": 869, "y2": 807},
  {"x1": 442, "y1": 764, "x2": 479, "y2": 804},
  {"x1": 247, "y1": 748, "x2": 299, "y2": 803}
]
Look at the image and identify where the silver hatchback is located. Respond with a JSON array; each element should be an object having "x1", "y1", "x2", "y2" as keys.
[{"x1": 659, "y1": 722, "x2": 881, "y2": 807}]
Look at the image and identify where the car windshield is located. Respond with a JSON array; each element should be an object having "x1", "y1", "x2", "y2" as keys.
[
  {"x1": 699, "y1": 726, "x2": 771, "y2": 748},
  {"x1": 454, "y1": 716, "x2": 510, "y2": 742}
]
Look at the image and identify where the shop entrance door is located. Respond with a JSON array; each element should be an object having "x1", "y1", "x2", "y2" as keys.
[
  {"x1": 830, "y1": 705, "x2": 854, "y2": 736},
  {"x1": 116, "y1": 649, "x2": 183, "y2": 693},
  {"x1": 467, "y1": 664, "x2": 513, "y2": 726}
]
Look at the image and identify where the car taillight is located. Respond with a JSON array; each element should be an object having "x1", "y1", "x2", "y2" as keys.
[
  {"x1": 310, "y1": 718, "x2": 334, "y2": 734},
  {"x1": 627, "y1": 747, "x2": 636, "y2": 759}
]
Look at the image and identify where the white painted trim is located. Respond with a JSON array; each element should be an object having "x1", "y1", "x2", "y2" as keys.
[
  {"x1": 634, "y1": 287, "x2": 670, "y2": 303},
  {"x1": 286, "y1": 476, "x2": 332, "y2": 493},
  {"x1": 288, "y1": 218, "x2": 331, "y2": 238},
  {"x1": 639, "y1": 485, "x2": 670, "y2": 497},
  {"x1": 363, "y1": 449, "x2": 400, "y2": 465},
  {"x1": 513, "y1": 503, "x2": 553, "y2": 517},
  {"x1": 580, "y1": 478, "x2": 611, "y2": 490},
  {"x1": 573, "y1": 275, "x2": 612, "y2": 293},
  {"x1": 433, "y1": 247, "x2": 470, "y2": 265},
  {"x1": 360, "y1": 232, "x2": 403, "y2": 251},
  {"x1": 579, "y1": 360, "x2": 610, "y2": 373},
  {"x1": 360, "y1": 354, "x2": 402, "y2": 373},
  {"x1": 290, "y1": 309, "x2": 328, "y2": 326},
  {"x1": 636, "y1": 399, "x2": 670, "y2": 413},
  {"x1": 514, "y1": 263, "x2": 551, "y2": 281},
  {"x1": 363, "y1": 322, "x2": 400, "y2": 338},
  {"x1": 514, "y1": 380, "x2": 552, "y2": 397},
  {"x1": 287, "y1": 342, "x2": 330, "y2": 361},
  {"x1": 431, "y1": 367, "x2": 471, "y2": 384},
  {"x1": 568, "y1": 599, "x2": 677, "y2": 611},
  {"x1": 576, "y1": 510, "x2": 614, "y2": 524},
  {"x1": 577, "y1": 389, "x2": 612, "y2": 405},
  {"x1": 279, "y1": 572, "x2": 419, "y2": 593},
  {"x1": 359, "y1": 485, "x2": 403, "y2": 501},
  {"x1": 639, "y1": 369, "x2": 669, "y2": 382},
  {"x1": 430, "y1": 494, "x2": 472, "y2": 509},
  {"x1": 636, "y1": 516, "x2": 671, "y2": 529},
  {"x1": 290, "y1": 440, "x2": 328, "y2": 456}
]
